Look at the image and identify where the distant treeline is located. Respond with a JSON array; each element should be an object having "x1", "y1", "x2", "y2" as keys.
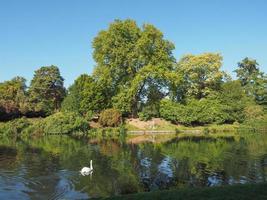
[{"x1": 1, "y1": 19, "x2": 266, "y2": 126}]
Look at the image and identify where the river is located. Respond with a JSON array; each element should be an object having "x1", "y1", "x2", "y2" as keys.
[{"x1": 0, "y1": 133, "x2": 266, "y2": 199}]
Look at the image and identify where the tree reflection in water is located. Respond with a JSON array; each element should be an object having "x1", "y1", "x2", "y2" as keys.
[{"x1": 0, "y1": 133, "x2": 266, "y2": 199}]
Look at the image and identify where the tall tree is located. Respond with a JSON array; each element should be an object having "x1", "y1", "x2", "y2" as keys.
[
  {"x1": 177, "y1": 53, "x2": 225, "y2": 100},
  {"x1": 235, "y1": 57, "x2": 267, "y2": 107},
  {"x1": 92, "y1": 19, "x2": 175, "y2": 116},
  {"x1": 28, "y1": 65, "x2": 66, "y2": 115}
]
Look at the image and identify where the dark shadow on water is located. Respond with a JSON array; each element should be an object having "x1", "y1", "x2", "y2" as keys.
[
  {"x1": 166, "y1": 135, "x2": 236, "y2": 144},
  {"x1": 0, "y1": 145, "x2": 17, "y2": 156}
]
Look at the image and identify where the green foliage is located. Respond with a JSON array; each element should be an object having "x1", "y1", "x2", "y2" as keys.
[
  {"x1": 61, "y1": 74, "x2": 91, "y2": 114},
  {"x1": 138, "y1": 112, "x2": 151, "y2": 121},
  {"x1": 235, "y1": 57, "x2": 260, "y2": 86},
  {"x1": 42, "y1": 112, "x2": 89, "y2": 135},
  {"x1": 22, "y1": 112, "x2": 89, "y2": 136},
  {"x1": 138, "y1": 104, "x2": 159, "y2": 121},
  {"x1": 62, "y1": 74, "x2": 111, "y2": 115},
  {"x1": 1, "y1": 20, "x2": 266, "y2": 129},
  {"x1": 244, "y1": 105, "x2": 264, "y2": 121},
  {"x1": 81, "y1": 76, "x2": 110, "y2": 114},
  {"x1": 176, "y1": 53, "x2": 225, "y2": 99},
  {"x1": 160, "y1": 80, "x2": 257, "y2": 125},
  {"x1": 218, "y1": 81, "x2": 251, "y2": 123},
  {"x1": 241, "y1": 113, "x2": 267, "y2": 132},
  {"x1": 159, "y1": 99, "x2": 183, "y2": 122},
  {"x1": 0, "y1": 77, "x2": 29, "y2": 120},
  {"x1": 84, "y1": 110, "x2": 94, "y2": 121},
  {"x1": 28, "y1": 65, "x2": 66, "y2": 115},
  {"x1": 235, "y1": 57, "x2": 267, "y2": 107},
  {"x1": 93, "y1": 19, "x2": 176, "y2": 116},
  {"x1": 160, "y1": 98, "x2": 224, "y2": 125},
  {"x1": 99, "y1": 108, "x2": 122, "y2": 127},
  {"x1": 0, "y1": 117, "x2": 30, "y2": 136}
]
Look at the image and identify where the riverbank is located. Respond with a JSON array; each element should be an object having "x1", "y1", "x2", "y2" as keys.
[
  {"x1": 94, "y1": 183, "x2": 267, "y2": 200},
  {"x1": 0, "y1": 115, "x2": 266, "y2": 140}
]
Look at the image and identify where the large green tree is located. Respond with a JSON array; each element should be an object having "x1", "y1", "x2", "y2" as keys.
[
  {"x1": 92, "y1": 19, "x2": 176, "y2": 116},
  {"x1": 28, "y1": 65, "x2": 66, "y2": 115}
]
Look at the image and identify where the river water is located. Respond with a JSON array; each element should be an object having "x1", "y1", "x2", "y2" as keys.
[{"x1": 0, "y1": 133, "x2": 266, "y2": 199}]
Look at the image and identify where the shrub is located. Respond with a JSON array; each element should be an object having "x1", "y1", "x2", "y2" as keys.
[
  {"x1": 160, "y1": 98, "x2": 226, "y2": 126},
  {"x1": 84, "y1": 111, "x2": 94, "y2": 121},
  {"x1": 0, "y1": 117, "x2": 30, "y2": 136},
  {"x1": 138, "y1": 111, "x2": 151, "y2": 121},
  {"x1": 159, "y1": 99, "x2": 185, "y2": 123},
  {"x1": 43, "y1": 112, "x2": 89, "y2": 135},
  {"x1": 244, "y1": 105, "x2": 264, "y2": 121},
  {"x1": 99, "y1": 108, "x2": 122, "y2": 127},
  {"x1": 138, "y1": 104, "x2": 159, "y2": 121},
  {"x1": 22, "y1": 112, "x2": 89, "y2": 136}
]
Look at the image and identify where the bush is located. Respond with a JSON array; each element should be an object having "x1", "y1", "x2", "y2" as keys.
[
  {"x1": 138, "y1": 104, "x2": 159, "y2": 121},
  {"x1": 159, "y1": 99, "x2": 185, "y2": 123},
  {"x1": 99, "y1": 108, "x2": 122, "y2": 127},
  {"x1": 84, "y1": 111, "x2": 94, "y2": 121},
  {"x1": 244, "y1": 105, "x2": 264, "y2": 121},
  {"x1": 159, "y1": 99, "x2": 224, "y2": 125},
  {"x1": 0, "y1": 117, "x2": 30, "y2": 136},
  {"x1": 22, "y1": 112, "x2": 89, "y2": 136},
  {"x1": 138, "y1": 111, "x2": 151, "y2": 121},
  {"x1": 43, "y1": 112, "x2": 89, "y2": 135},
  {"x1": 241, "y1": 114, "x2": 267, "y2": 131}
]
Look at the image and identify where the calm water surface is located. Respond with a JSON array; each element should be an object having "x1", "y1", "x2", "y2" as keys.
[{"x1": 0, "y1": 133, "x2": 266, "y2": 199}]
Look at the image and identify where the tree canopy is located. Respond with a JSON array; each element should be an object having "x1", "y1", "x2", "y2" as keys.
[
  {"x1": 0, "y1": 19, "x2": 266, "y2": 126},
  {"x1": 176, "y1": 53, "x2": 225, "y2": 100},
  {"x1": 91, "y1": 19, "x2": 176, "y2": 116},
  {"x1": 28, "y1": 65, "x2": 66, "y2": 115},
  {"x1": 0, "y1": 77, "x2": 28, "y2": 120},
  {"x1": 235, "y1": 57, "x2": 267, "y2": 108}
]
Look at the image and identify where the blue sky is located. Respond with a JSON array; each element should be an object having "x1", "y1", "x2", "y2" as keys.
[{"x1": 1, "y1": 0, "x2": 267, "y2": 87}]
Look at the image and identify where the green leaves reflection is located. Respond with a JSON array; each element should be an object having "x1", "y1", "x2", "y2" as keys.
[{"x1": 0, "y1": 133, "x2": 266, "y2": 197}]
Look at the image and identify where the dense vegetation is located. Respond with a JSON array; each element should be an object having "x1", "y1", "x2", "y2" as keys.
[{"x1": 0, "y1": 19, "x2": 266, "y2": 132}]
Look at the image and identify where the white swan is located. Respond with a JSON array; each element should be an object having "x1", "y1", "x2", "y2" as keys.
[{"x1": 80, "y1": 160, "x2": 93, "y2": 176}]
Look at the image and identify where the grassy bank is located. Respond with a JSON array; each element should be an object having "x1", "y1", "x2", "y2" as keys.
[
  {"x1": 0, "y1": 114, "x2": 266, "y2": 140},
  {"x1": 94, "y1": 183, "x2": 267, "y2": 200}
]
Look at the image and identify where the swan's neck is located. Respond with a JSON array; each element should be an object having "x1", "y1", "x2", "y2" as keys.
[{"x1": 90, "y1": 160, "x2": 93, "y2": 169}]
